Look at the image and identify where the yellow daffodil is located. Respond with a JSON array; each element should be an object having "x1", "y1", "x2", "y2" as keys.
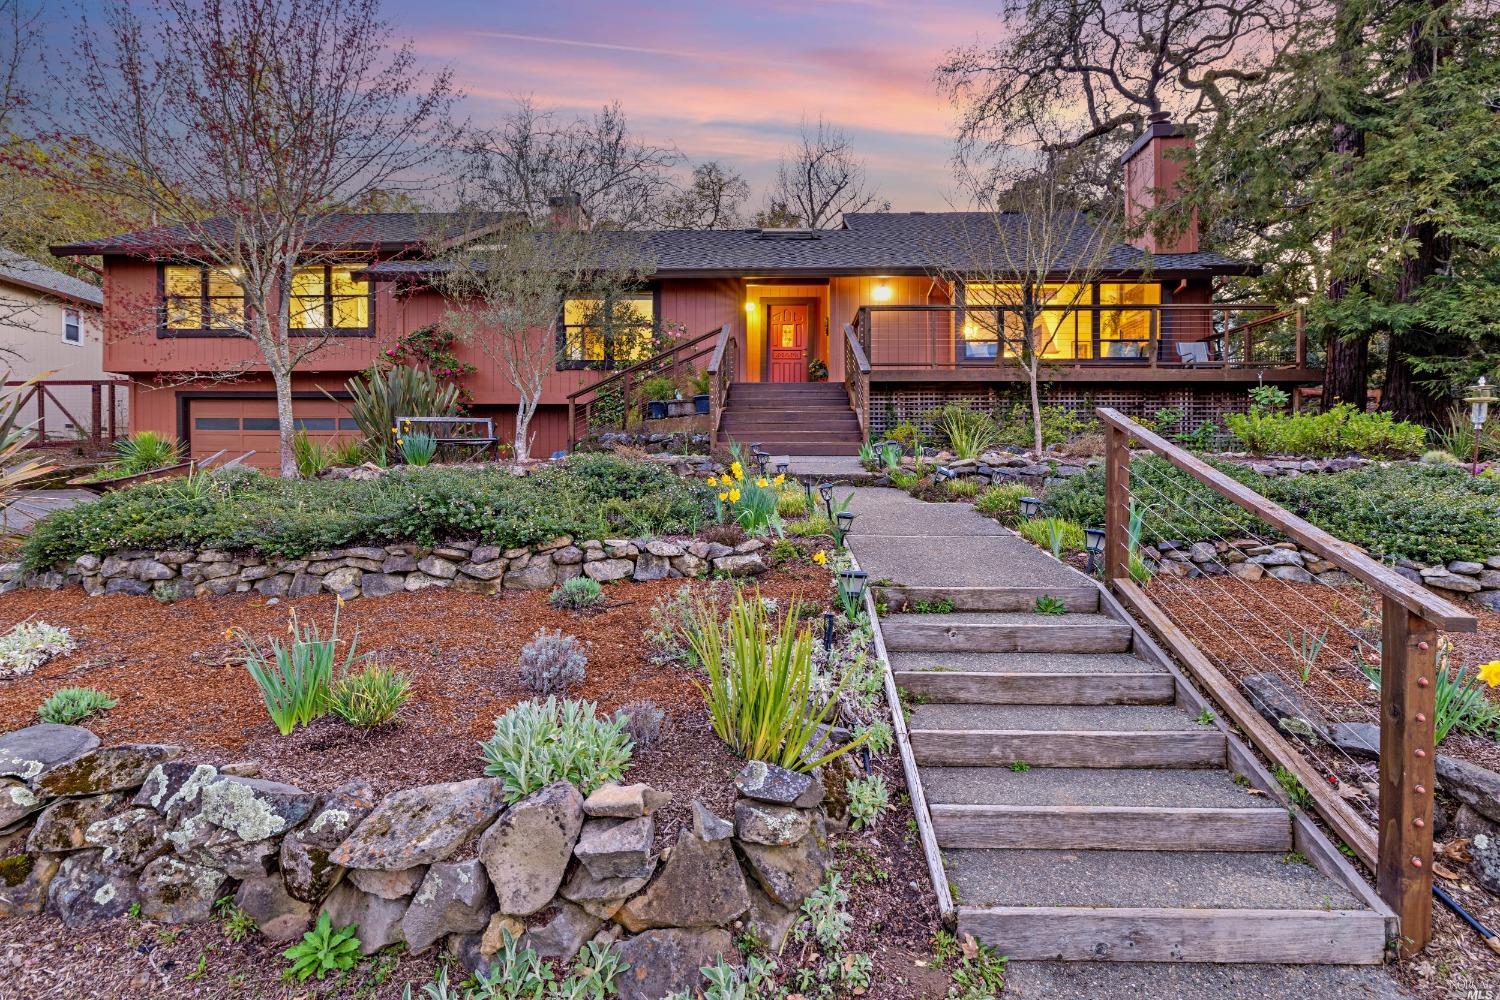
[
  {"x1": 731, "y1": 461, "x2": 744, "y2": 481},
  {"x1": 718, "y1": 491, "x2": 729, "y2": 501},
  {"x1": 1480, "y1": 660, "x2": 1500, "y2": 687},
  {"x1": 223, "y1": 627, "x2": 236, "y2": 640},
  {"x1": 396, "y1": 438, "x2": 405, "y2": 446},
  {"x1": 756, "y1": 478, "x2": 768, "y2": 488},
  {"x1": 391, "y1": 425, "x2": 399, "y2": 433},
  {"x1": 811, "y1": 550, "x2": 828, "y2": 565},
  {"x1": 773, "y1": 474, "x2": 785, "y2": 485},
  {"x1": 728, "y1": 488, "x2": 741, "y2": 503},
  {"x1": 706, "y1": 475, "x2": 718, "y2": 486}
]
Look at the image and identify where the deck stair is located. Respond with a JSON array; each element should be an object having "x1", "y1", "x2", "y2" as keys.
[
  {"x1": 886, "y1": 588, "x2": 1388, "y2": 963},
  {"x1": 719, "y1": 383, "x2": 863, "y2": 455}
]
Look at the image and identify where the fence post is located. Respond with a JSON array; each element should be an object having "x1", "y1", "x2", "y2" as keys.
[
  {"x1": 1104, "y1": 423, "x2": 1132, "y2": 581},
  {"x1": 107, "y1": 383, "x2": 118, "y2": 440},
  {"x1": 91, "y1": 385, "x2": 102, "y2": 447},
  {"x1": 1378, "y1": 597, "x2": 1437, "y2": 958},
  {"x1": 34, "y1": 386, "x2": 45, "y2": 444}
]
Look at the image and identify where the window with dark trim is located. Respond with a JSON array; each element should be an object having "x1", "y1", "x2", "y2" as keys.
[
  {"x1": 62, "y1": 308, "x2": 81, "y2": 345},
  {"x1": 163, "y1": 265, "x2": 245, "y2": 332},
  {"x1": 291, "y1": 265, "x2": 371, "y2": 333},
  {"x1": 557, "y1": 291, "x2": 657, "y2": 370}
]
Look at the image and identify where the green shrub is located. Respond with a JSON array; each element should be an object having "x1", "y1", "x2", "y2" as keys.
[
  {"x1": 974, "y1": 483, "x2": 1030, "y2": 520},
  {"x1": 1225, "y1": 403, "x2": 1426, "y2": 458},
  {"x1": 945, "y1": 477, "x2": 981, "y2": 498},
  {"x1": 479, "y1": 697, "x2": 633, "y2": 803},
  {"x1": 931, "y1": 404, "x2": 1000, "y2": 459},
  {"x1": 345, "y1": 364, "x2": 462, "y2": 464},
  {"x1": 846, "y1": 773, "x2": 890, "y2": 830},
  {"x1": 282, "y1": 912, "x2": 360, "y2": 982},
  {"x1": 784, "y1": 514, "x2": 834, "y2": 538},
  {"x1": 112, "y1": 430, "x2": 181, "y2": 475},
  {"x1": 0, "y1": 621, "x2": 76, "y2": 677},
  {"x1": 518, "y1": 628, "x2": 588, "y2": 695},
  {"x1": 329, "y1": 666, "x2": 412, "y2": 728},
  {"x1": 776, "y1": 486, "x2": 809, "y2": 518},
  {"x1": 292, "y1": 430, "x2": 333, "y2": 478},
  {"x1": 23, "y1": 456, "x2": 709, "y2": 568},
  {"x1": 550, "y1": 576, "x2": 605, "y2": 612},
  {"x1": 1044, "y1": 455, "x2": 1263, "y2": 545},
  {"x1": 994, "y1": 403, "x2": 1097, "y2": 448},
  {"x1": 397, "y1": 430, "x2": 437, "y2": 467},
  {"x1": 37, "y1": 687, "x2": 117, "y2": 724},
  {"x1": 236, "y1": 608, "x2": 362, "y2": 736},
  {"x1": 640, "y1": 374, "x2": 679, "y2": 402},
  {"x1": 1017, "y1": 517, "x2": 1085, "y2": 555}
]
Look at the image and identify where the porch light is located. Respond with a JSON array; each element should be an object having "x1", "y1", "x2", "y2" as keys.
[
  {"x1": 1465, "y1": 377, "x2": 1498, "y2": 474},
  {"x1": 1019, "y1": 496, "x2": 1043, "y2": 519},
  {"x1": 872, "y1": 282, "x2": 893, "y2": 303},
  {"x1": 1084, "y1": 527, "x2": 1107, "y2": 576},
  {"x1": 744, "y1": 301, "x2": 755, "y2": 314},
  {"x1": 837, "y1": 568, "x2": 869, "y2": 602}
]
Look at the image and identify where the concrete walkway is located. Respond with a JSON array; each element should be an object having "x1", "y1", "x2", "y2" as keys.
[
  {"x1": 844, "y1": 486, "x2": 1410, "y2": 999},
  {"x1": 1, "y1": 489, "x2": 94, "y2": 533}
]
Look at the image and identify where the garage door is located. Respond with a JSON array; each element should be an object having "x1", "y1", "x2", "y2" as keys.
[{"x1": 189, "y1": 397, "x2": 357, "y2": 471}]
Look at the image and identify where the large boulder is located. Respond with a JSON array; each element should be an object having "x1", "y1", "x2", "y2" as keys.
[
  {"x1": 320, "y1": 881, "x2": 410, "y2": 955},
  {"x1": 1241, "y1": 673, "x2": 1330, "y2": 742},
  {"x1": 199, "y1": 775, "x2": 318, "y2": 841},
  {"x1": 0, "y1": 724, "x2": 98, "y2": 782},
  {"x1": 35, "y1": 744, "x2": 181, "y2": 797},
  {"x1": 745, "y1": 881, "x2": 798, "y2": 953},
  {"x1": 47, "y1": 851, "x2": 137, "y2": 927},
  {"x1": 28, "y1": 793, "x2": 128, "y2": 853},
  {"x1": 573, "y1": 816, "x2": 654, "y2": 879},
  {"x1": 477, "y1": 781, "x2": 584, "y2": 916},
  {"x1": 612, "y1": 928, "x2": 739, "y2": 1000},
  {"x1": 0, "y1": 851, "x2": 60, "y2": 917},
  {"x1": 165, "y1": 812, "x2": 278, "y2": 877},
  {"x1": 330, "y1": 778, "x2": 507, "y2": 870},
  {"x1": 402, "y1": 859, "x2": 495, "y2": 954},
  {"x1": 736, "y1": 831, "x2": 826, "y2": 910},
  {"x1": 235, "y1": 873, "x2": 313, "y2": 940},
  {"x1": 280, "y1": 779, "x2": 377, "y2": 903},
  {"x1": 136, "y1": 855, "x2": 229, "y2": 923},
  {"x1": 614, "y1": 824, "x2": 750, "y2": 932}
]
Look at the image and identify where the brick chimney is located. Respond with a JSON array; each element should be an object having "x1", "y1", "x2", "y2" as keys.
[
  {"x1": 1120, "y1": 112, "x2": 1198, "y2": 254},
  {"x1": 547, "y1": 192, "x2": 587, "y2": 230}
]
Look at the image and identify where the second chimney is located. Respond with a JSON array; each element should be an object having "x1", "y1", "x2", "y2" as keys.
[
  {"x1": 1120, "y1": 112, "x2": 1198, "y2": 255},
  {"x1": 547, "y1": 192, "x2": 587, "y2": 230}
]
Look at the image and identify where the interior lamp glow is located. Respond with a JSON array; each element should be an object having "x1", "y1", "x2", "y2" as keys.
[{"x1": 872, "y1": 283, "x2": 893, "y2": 303}]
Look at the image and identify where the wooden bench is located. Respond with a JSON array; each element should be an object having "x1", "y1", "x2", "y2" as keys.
[{"x1": 395, "y1": 416, "x2": 500, "y2": 462}]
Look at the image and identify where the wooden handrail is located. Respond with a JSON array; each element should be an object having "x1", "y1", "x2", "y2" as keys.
[
  {"x1": 842, "y1": 322, "x2": 870, "y2": 374},
  {"x1": 1099, "y1": 405, "x2": 1476, "y2": 957},
  {"x1": 1097, "y1": 408, "x2": 1475, "y2": 631},
  {"x1": 565, "y1": 327, "x2": 720, "y2": 404},
  {"x1": 705, "y1": 322, "x2": 732, "y2": 374}
]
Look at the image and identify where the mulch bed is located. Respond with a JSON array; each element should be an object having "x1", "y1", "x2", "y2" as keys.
[{"x1": 0, "y1": 565, "x2": 951, "y2": 998}]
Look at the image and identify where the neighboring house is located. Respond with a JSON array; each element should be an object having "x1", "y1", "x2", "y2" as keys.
[
  {"x1": 50, "y1": 121, "x2": 1321, "y2": 465},
  {"x1": 0, "y1": 248, "x2": 125, "y2": 441}
]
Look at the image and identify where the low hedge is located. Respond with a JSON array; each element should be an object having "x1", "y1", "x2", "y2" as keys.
[
  {"x1": 1042, "y1": 456, "x2": 1500, "y2": 564},
  {"x1": 23, "y1": 455, "x2": 711, "y2": 568},
  {"x1": 1224, "y1": 403, "x2": 1427, "y2": 458}
]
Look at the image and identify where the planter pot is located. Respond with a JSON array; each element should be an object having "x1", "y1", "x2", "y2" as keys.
[
  {"x1": 646, "y1": 400, "x2": 669, "y2": 420},
  {"x1": 666, "y1": 399, "x2": 696, "y2": 418},
  {"x1": 694, "y1": 393, "x2": 711, "y2": 415}
]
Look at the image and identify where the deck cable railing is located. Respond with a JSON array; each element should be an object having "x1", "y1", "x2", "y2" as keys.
[
  {"x1": 565, "y1": 325, "x2": 727, "y2": 448},
  {"x1": 1097, "y1": 407, "x2": 1478, "y2": 957},
  {"x1": 842, "y1": 322, "x2": 870, "y2": 441},
  {"x1": 855, "y1": 303, "x2": 1312, "y2": 372},
  {"x1": 705, "y1": 323, "x2": 737, "y2": 451}
]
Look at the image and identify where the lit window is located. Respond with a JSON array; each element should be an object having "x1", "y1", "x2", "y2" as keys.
[
  {"x1": 290, "y1": 265, "x2": 369, "y2": 331},
  {"x1": 163, "y1": 265, "x2": 244, "y2": 330},
  {"x1": 560, "y1": 293, "x2": 655, "y2": 369},
  {"x1": 1097, "y1": 283, "x2": 1161, "y2": 358},
  {"x1": 962, "y1": 283, "x2": 1093, "y2": 361},
  {"x1": 63, "y1": 309, "x2": 81, "y2": 345}
]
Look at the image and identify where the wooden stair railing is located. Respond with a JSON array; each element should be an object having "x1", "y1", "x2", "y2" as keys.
[
  {"x1": 705, "y1": 324, "x2": 736, "y2": 451},
  {"x1": 565, "y1": 325, "x2": 725, "y2": 449},
  {"x1": 1098, "y1": 406, "x2": 1477, "y2": 957},
  {"x1": 842, "y1": 322, "x2": 870, "y2": 442}
]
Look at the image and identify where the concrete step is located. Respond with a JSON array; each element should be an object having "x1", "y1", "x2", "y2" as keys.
[
  {"x1": 724, "y1": 439, "x2": 863, "y2": 456},
  {"x1": 948, "y1": 850, "x2": 1383, "y2": 963},
  {"x1": 895, "y1": 670, "x2": 1174, "y2": 705},
  {"x1": 878, "y1": 583, "x2": 1098, "y2": 613},
  {"x1": 918, "y1": 765, "x2": 1278, "y2": 809},
  {"x1": 932, "y1": 804, "x2": 1291, "y2": 852},
  {"x1": 889, "y1": 651, "x2": 1161, "y2": 674},
  {"x1": 882, "y1": 611, "x2": 1133, "y2": 654}
]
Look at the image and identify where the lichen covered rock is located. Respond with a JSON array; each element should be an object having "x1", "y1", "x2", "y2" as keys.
[
  {"x1": 330, "y1": 778, "x2": 507, "y2": 870},
  {"x1": 477, "y1": 780, "x2": 584, "y2": 916}
]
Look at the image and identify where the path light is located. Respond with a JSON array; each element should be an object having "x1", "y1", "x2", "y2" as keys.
[
  {"x1": 1084, "y1": 527, "x2": 1107, "y2": 576},
  {"x1": 823, "y1": 610, "x2": 835, "y2": 652},
  {"x1": 773, "y1": 459, "x2": 790, "y2": 476},
  {"x1": 818, "y1": 481, "x2": 835, "y2": 522},
  {"x1": 1019, "y1": 496, "x2": 1043, "y2": 519},
  {"x1": 835, "y1": 510, "x2": 856, "y2": 547},
  {"x1": 1464, "y1": 377, "x2": 1498, "y2": 475},
  {"x1": 935, "y1": 466, "x2": 956, "y2": 481},
  {"x1": 837, "y1": 568, "x2": 869, "y2": 604}
]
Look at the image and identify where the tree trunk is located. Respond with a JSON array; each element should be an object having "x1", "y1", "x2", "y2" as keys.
[
  {"x1": 1029, "y1": 367, "x2": 1044, "y2": 456},
  {"x1": 1322, "y1": 0, "x2": 1370, "y2": 411},
  {"x1": 1322, "y1": 331, "x2": 1369, "y2": 410},
  {"x1": 513, "y1": 397, "x2": 536, "y2": 462},
  {"x1": 271, "y1": 363, "x2": 299, "y2": 478}
]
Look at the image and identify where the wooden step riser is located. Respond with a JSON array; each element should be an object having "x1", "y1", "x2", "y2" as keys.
[
  {"x1": 910, "y1": 730, "x2": 1226, "y2": 768},
  {"x1": 721, "y1": 429, "x2": 861, "y2": 439},
  {"x1": 734, "y1": 443, "x2": 863, "y2": 456},
  {"x1": 884, "y1": 623, "x2": 1132, "y2": 654},
  {"x1": 895, "y1": 671, "x2": 1174, "y2": 705},
  {"x1": 957, "y1": 907, "x2": 1386, "y2": 964},
  {"x1": 931, "y1": 805, "x2": 1291, "y2": 852},
  {"x1": 879, "y1": 585, "x2": 1098, "y2": 613},
  {"x1": 721, "y1": 420, "x2": 862, "y2": 432}
]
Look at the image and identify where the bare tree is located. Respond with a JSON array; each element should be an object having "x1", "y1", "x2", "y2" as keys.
[
  {"x1": 29, "y1": 0, "x2": 459, "y2": 477},
  {"x1": 764, "y1": 118, "x2": 890, "y2": 229},
  {"x1": 660, "y1": 161, "x2": 750, "y2": 229},
  {"x1": 435, "y1": 219, "x2": 652, "y2": 461},
  {"x1": 460, "y1": 98, "x2": 680, "y2": 230},
  {"x1": 937, "y1": 0, "x2": 1309, "y2": 159},
  {"x1": 936, "y1": 163, "x2": 1124, "y2": 455}
]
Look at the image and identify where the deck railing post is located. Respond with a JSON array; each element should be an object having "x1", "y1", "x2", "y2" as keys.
[
  {"x1": 1378, "y1": 597, "x2": 1437, "y2": 958},
  {"x1": 1104, "y1": 424, "x2": 1132, "y2": 581},
  {"x1": 567, "y1": 400, "x2": 576, "y2": 451},
  {"x1": 90, "y1": 385, "x2": 102, "y2": 446}
]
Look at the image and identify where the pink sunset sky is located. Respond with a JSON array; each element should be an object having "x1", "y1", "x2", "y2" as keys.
[{"x1": 411, "y1": 0, "x2": 1007, "y2": 211}]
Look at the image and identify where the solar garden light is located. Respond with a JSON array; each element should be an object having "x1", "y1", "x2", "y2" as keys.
[
  {"x1": 836, "y1": 568, "x2": 869, "y2": 614},
  {"x1": 818, "y1": 480, "x2": 835, "y2": 521},
  {"x1": 1084, "y1": 527, "x2": 1107, "y2": 576},
  {"x1": 1464, "y1": 377, "x2": 1497, "y2": 475},
  {"x1": 1019, "y1": 496, "x2": 1043, "y2": 519},
  {"x1": 823, "y1": 610, "x2": 835, "y2": 651},
  {"x1": 773, "y1": 458, "x2": 790, "y2": 476},
  {"x1": 835, "y1": 510, "x2": 856, "y2": 547}
]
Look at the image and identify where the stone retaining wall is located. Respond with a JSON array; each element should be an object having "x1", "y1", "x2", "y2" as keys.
[
  {"x1": 0, "y1": 725, "x2": 841, "y2": 998},
  {"x1": 2, "y1": 534, "x2": 769, "y2": 602}
]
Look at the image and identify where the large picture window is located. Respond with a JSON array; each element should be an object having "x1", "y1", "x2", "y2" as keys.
[
  {"x1": 960, "y1": 282, "x2": 1162, "y2": 362},
  {"x1": 291, "y1": 265, "x2": 370, "y2": 332},
  {"x1": 559, "y1": 292, "x2": 656, "y2": 370},
  {"x1": 163, "y1": 265, "x2": 245, "y2": 331}
]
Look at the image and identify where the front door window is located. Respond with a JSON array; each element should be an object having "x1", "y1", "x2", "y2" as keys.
[{"x1": 767, "y1": 304, "x2": 809, "y2": 382}]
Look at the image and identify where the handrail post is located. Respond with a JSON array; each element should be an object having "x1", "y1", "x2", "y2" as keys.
[
  {"x1": 1104, "y1": 423, "x2": 1132, "y2": 581},
  {"x1": 567, "y1": 400, "x2": 577, "y2": 451},
  {"x1": 1378, "y1": 597, "x2": 1437, "y2": 958}
]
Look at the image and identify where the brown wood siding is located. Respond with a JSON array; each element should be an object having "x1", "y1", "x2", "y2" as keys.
[{"x1": 829, "y1": 275, "x2": 949, "y2": 381}]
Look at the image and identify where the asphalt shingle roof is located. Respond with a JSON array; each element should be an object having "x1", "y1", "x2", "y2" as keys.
[
  {"x1": 50, "y1": 213, "x2": 509, "y2": 257},
  {"x1": 0, "y1": 248, "x2": 102, "y2": 306}
]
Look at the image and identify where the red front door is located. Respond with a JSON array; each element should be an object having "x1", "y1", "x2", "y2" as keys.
[{"x1": 767, "y1": 304, "x2": 810, "y2": 382}]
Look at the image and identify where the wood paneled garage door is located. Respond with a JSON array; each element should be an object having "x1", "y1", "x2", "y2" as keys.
[{"x1": 188, "y1": 397, "x2": 357, "y2": 471}]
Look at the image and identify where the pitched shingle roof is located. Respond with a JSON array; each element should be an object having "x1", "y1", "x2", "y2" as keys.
[
  {"x1": 50, "y1": 213, "x2": 511, "y2": 257},
  {"x1": 0, "y1": 248, "x2": 102, "y2": 306}
]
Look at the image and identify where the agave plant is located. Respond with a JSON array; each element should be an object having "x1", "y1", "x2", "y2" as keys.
[{"x1": 341, "y1": 365, "x2": 461, "y2": 464}]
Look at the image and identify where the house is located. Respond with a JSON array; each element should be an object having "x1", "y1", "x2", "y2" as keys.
[
  {"x1": 0, "y1": 248, "x2": 125, "y2": 441},
  {"x1": 50, "y1": 120, "x2": 1320, "y2": 466}
]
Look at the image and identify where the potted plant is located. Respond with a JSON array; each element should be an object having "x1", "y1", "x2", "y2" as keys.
[
  {"x1": 689, "y1": 369, "x2": 712, "y2": 415},
  {"x1": 808, "y1": 359, "x2": 829, "y2": 382},
  {"x1": 640, "y1": 374, "x2": 678, "y2": 420}
]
